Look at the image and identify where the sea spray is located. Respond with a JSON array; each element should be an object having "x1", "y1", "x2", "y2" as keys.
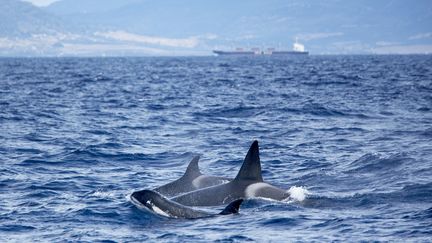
[{"x1": 288, "y1": 186, "x2": 310, "y2": 202}]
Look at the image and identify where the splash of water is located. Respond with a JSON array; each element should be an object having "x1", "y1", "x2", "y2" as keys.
[{"x1": 288, "y1": 186, "x2": 310, "y2": 202}]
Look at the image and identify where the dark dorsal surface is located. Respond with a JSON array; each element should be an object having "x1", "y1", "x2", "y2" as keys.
[
  {"x1": 153, "y1": 156, "x2": 202, "y2": 197},
  {"x1": 182, "y1": 155, "x2": 202, "y2": 179},
  {"x1": 154, "y1": 156, "x2": 230, "y2": 197},
  {"x1": 234, "y1": 140, "x2": 263, "y2": 182},
  {"x1": 219, "y1": 199, "x2": 244, "y2": 215}
]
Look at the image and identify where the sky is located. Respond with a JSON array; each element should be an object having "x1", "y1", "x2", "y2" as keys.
[{"x1": 23, "y1": 0, "x2": 58, "y2": 7}]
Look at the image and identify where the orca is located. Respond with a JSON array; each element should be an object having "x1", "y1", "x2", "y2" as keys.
[
  {"x1": 154, "y1": 155, "x2": 231, "y2": 197},
  {"x1": 170, "y1": 140, "x2": 290, "y2": 206},
  {"x1": 130, "y1": 189, "x2": 243, "y2": 219}
]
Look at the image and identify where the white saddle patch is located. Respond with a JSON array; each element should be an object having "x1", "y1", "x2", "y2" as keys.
[
  {"x1": 245, "y1": 182, "x2": 270, "y2": 198},
  {"x1": 192, "y1": 175, "x2": 206, "y2": 188}
]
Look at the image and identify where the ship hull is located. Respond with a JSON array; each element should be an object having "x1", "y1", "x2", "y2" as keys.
[
  {"x1": 213, "y1": 50, "x2": 255, "y2": 56},
  {"x1": 271, "y1": 51, "x2": 309, "y2": 55}
]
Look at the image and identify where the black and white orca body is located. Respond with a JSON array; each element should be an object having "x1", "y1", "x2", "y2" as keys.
[
  {"x1": 131, "y1": 189, "x2": 243, "y2": 219},
  {"x1": 171, "y1": 141, "x2": 290, "y2": 206}
]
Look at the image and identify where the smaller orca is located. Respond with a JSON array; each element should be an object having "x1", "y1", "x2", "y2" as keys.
[
  {"x1": 131, "y1": 189, "x2": 243, "y2": 219},
  {"x1": 154, "y1": 155, "x2": 230, "y2": 197}
]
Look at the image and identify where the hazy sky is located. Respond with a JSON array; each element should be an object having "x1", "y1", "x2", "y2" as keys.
[{"x1": 23, "y1": 0, "x2": 58, "y2": 7}]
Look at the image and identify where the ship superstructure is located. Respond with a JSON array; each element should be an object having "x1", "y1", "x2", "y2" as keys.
[{"x1": 213, "y1": 39, "x2": 308, "y2": 56}]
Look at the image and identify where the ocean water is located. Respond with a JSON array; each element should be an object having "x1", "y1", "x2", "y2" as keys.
[{"x1": 0, "y1": 55, "x2": 431, "y2": 242}]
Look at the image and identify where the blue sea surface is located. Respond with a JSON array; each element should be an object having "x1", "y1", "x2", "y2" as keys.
[{"x1": 0, "y1": 55, "x2": 431, "y2": 242}]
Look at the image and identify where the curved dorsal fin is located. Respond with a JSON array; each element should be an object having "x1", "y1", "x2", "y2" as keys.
[
  {"x1": 234, "y1": 140, "x2": 263, "y2": 182},
  {"x1": 183, "y1": 155, "x2": 202, "y2": 178},
  {"x1": 219, "y1": 199, "x2": 244, "y2": 215}
]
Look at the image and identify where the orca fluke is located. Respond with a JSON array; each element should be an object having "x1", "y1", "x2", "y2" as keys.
[{"x1": 131, "y1": 189, "x2": 243, "y2": 219}]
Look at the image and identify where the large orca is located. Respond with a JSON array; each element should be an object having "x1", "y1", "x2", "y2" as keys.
[
  {"x1": 131, "y1": 189, "x2": 243, "y2": 219},
  {"x1": 171, "y1": 140, "x2": 290, "y2": 206},
  {"x1": 154, "y1": 155, "x2": 230, "y2": 197}
]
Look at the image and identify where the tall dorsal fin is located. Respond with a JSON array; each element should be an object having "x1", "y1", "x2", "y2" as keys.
[
  {"x1": 183, "y1": 155, "x2": 202, "y2": 178},
  {"x1": 234, "y1": 140, "x2": 263, "y2": 182}
]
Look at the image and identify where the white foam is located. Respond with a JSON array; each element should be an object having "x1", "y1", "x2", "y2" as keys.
[
  {"x1": 91, "y1": 190, "x2": 115, "y2": 198},
  {"x1": 287, "y1": 186, "x2": 310, "y2": 202}
]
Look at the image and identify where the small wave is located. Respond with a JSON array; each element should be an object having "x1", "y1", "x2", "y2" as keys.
[
  {"x1": 84, "y1": 129, "x2": 113, "y2": 136},
  {"x1": 346, "y1": 153, "x2": 411, "y2": 173},
  {"x1": 25, "y1": 190, "x2": 60, "y2": 198},
  {"x1": 399, "y1": 182, "x2": 432, "y2": 201},
  {"x1": 146, "y1": 104, "x2": 166, "y2": 110},
  {"x1": 261, "y1": 217, "x2": 298, "y2": 226},
  {"x1": 312, "y1": 218, "x2": 344, "y2": 228},
  {"x1": 278, "y1": 103, "x2": 371, "y2": 118},
  {"x1": 304, "y1": 182, "x2": 432, "y2": 209},
  {"x1": 0, "y1": 224, "x2": 36, "y2": 232},
  {"x1": 420, "y1": 127, "x2": 432, "y2": 137},
  {"x1": 317, "y1": 126, "x2": 367, "y2": 133},
  {"x1": 412, "y1": 207, "x2": 432, "y2": 220},
  {"x1": 13, "y1": 148, "x2": 44, "y2": 154},
  {"x1": 193, "y1": 106, "x2": 264, "y2": 119},
  {"x1": 217, "y1": 235, "x2": 255, "y2": 242},
  {"x1": 75, "y1": 208, "x2": 120, "y2": 218},
  {"x1": 19, "y1": 158, "x2": 62, "y2": 166},
  {"x1": 417, "y1": 106, "x2": 430, "y2": 112},
  {"x1": 305, "y1": 103, "x2": 346, "y2": 117},
  {"x1": 97, "y1": 240, "x2": 118, "y2": 243},
  {"x1": 60, "y1": 146, "x2": 149, "y2": 163}
]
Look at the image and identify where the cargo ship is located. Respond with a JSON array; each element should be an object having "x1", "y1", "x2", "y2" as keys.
[{"x1": 213, "y1": 40, "x2": 308, "y2": 56}]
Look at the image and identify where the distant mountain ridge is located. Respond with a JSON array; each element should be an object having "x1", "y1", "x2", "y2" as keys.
[
  {"x1": 1, "y1": 0, "x2": 431, "y2": 56},
  {"x1": 0, "y1": 0, "x2": 64, "y2": 37}
]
